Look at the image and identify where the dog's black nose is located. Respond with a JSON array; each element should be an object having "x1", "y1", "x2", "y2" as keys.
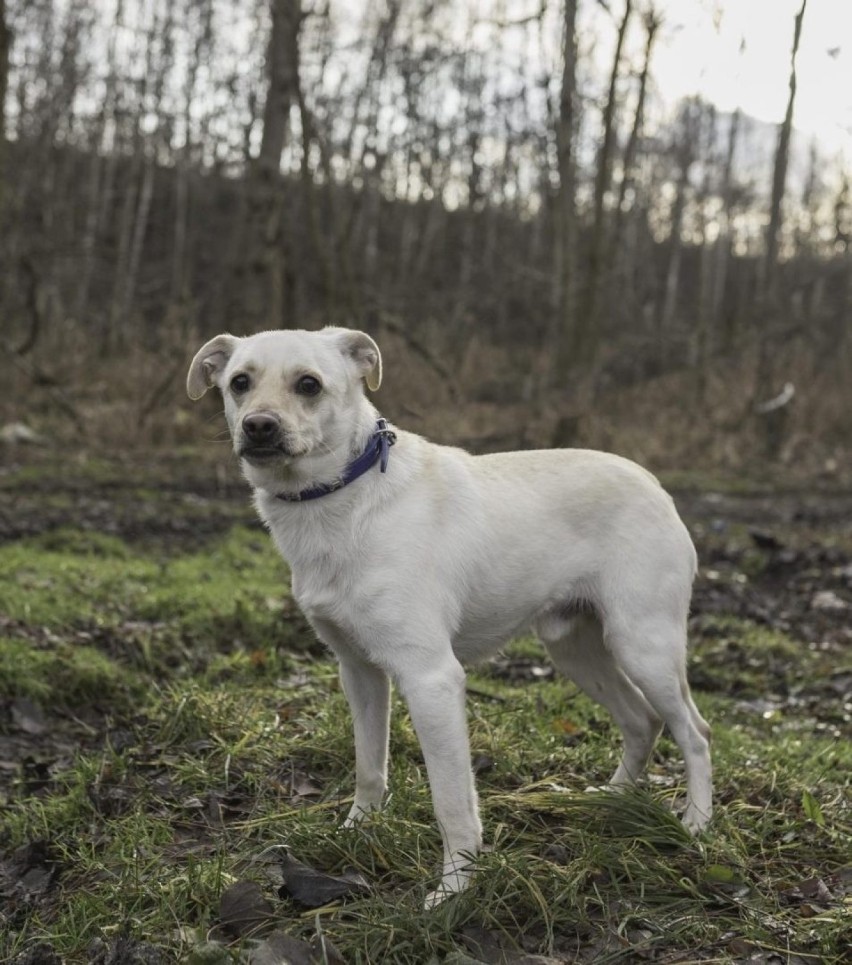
[{"x1": 242, "y1": 412, "x2": 280, "y2": 444}]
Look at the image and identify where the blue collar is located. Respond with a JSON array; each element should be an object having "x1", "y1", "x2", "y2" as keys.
[{"x1": 275, "y1": 418, "x2": 397, "y2": 503}]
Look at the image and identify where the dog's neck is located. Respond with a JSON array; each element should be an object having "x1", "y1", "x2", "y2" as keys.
[
  {"x1": 241, "y1": 400, "x2": 380, "y2": 500},
  {"x1": 275, "y1": 418, "x2": 395, "y2": 503}
]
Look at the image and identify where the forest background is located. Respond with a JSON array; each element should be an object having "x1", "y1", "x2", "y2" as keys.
[
  {"x1": 0, "y1": 0, "x2": 849, "y2": 474},
  {"x1": 3, "y1": 3, "x2": 852, "y2": 961}
]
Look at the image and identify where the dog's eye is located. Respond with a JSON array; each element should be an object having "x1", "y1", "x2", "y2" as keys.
[
  {"x1": 295, "y1": 375, "x2": 322, "y2": 397},
  {"x1": 230, "y1": 373, "x2": 250, "y2": 394}
]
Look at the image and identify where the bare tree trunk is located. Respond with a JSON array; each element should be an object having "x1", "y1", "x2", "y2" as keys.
[
  {"x1": 714, "y1": 108, "x2": 740, "y2": 349},
  {"x1": 614, "y1": 7, "x2": 659, "y2": 239},
  {"x1": 757, "y1": 0, "x2": 807, "y2": 398},
  {"x1": 244, "y1": 0, "x2": 301, "y2": 327},
  {"x1": 581, "y1": 0, "x2": 633, "y2": 360},
  {"x1": 764, "y1": 0, "x2": 807, "y2": 294},
  {"x1": 608, "y1": 6, "x2": 659, "y2": 329},
  {"x1": 108, "y1": 161, "x2": 140, "y2": 347},
  {"x1": 451, "y1": 56, "x2": 485, "y2": 335},
  {"x1": 692, "y1": 177, "x2": 715, "y2": 402},
  {"x1": 295, "y1": 45, "x2": 342, "y2": 318},
  {"x1": 550, "y1": 0, "x2": 579, "y2": 382},
  {"x1": 122, "y1": 158, "x2": 155, "y2": 324},
  {"x1": 659, "y1": 99, "x2": 702, "y2": 340},
  {"x1": 659, "y1": 166, "x2": 688, "y2": 336},
  {"x1": 260, "y1": 0, "x2": 297, "y2": 173},
  {"x1": 172, "y1": 156, "x2": 189, "y2": 308},
  {"x1": 111, "y1": 1, "x2": 174, "y2": 344},
  {"x1": 0, "y1": 0, "x2": 9, "y2": 221}
]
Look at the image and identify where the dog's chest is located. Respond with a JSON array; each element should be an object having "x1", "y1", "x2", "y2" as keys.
[
  {"x1": 259, "y1": 499, "x2": 364, "y2": 623},
  {"x1": 290, "y1": 556, "x2": 351, "y2": 622}
]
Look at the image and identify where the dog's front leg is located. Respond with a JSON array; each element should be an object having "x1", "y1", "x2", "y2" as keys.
[
  {"x1": 397, "y1": 655, "x2": 482, "y2": 908},
  {"x1": 338, "y1": 652, "x2": 391, "y2": 826}
]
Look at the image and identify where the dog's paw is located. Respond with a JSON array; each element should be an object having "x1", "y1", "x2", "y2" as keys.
[
  {"x1": 584, "y1": 783, "x2": 614, "y2": 794},
  {"x1": 423, "y1": 864, "x2": 474, "y2": 910},
  {"x1": 423, "y1": 877, "x2": 469, "y2": 910},
  {"x1": 424, "y1": 885, "x2": 454, "y2": 910},
  {"x1": 585, "y1": 781, "x2": 632, "y2": 795},
  {"x1": 682, "y1": 803, "x2": 712, "y2": 834},
  {"x1": 342, "y1": 802, "x2": 382, "y2": 828}
]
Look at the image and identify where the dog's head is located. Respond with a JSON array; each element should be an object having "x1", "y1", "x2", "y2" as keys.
[{"x1": 187, "y1": 327, "x2": 382, "y2": 483}]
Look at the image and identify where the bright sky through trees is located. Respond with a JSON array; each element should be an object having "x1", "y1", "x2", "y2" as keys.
[{"x1": 637, "y1": 0, "x2": 849, "y2": 152}]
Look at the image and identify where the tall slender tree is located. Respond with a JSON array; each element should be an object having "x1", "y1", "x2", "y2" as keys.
[
  {"x1": 243, "y1": 0, "x2": 302, "y2": 327},
  {"x1": 764, "y1": 0, "x2": 807, "y2": 293},
  {"x1": 608, "y1": 4, "x2": 660, "y2": 328},
  {"x1": 581, "y1": 0, "x2": 633, "y2": 360},
  {"x1": 550, "y1": 0, "x2": 579, "y2": 381},
  {"x1": 0, "y1": 0, "x2": 10, "y2": 221},
  {"x1": 757, "y1": 0, "x2": 807, "y2": 397}
]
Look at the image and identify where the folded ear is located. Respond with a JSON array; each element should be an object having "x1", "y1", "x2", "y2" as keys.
[
  {"x1": 186, "y1": 334, "x2": 238, "y2": 400},
  {"x1": 331, "y1": 328, "x2": 382, "y2": 392}
]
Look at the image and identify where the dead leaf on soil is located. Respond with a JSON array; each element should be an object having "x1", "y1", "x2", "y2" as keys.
[
  {"x1": 247, "y1": 930, "x2": 346, "y2": 965},
  {"x1": 278, "y1": 851, "x2": 370, "y2": 908},
  {"x1": 0, "y1": 840, "x2": 60, "y2": 904},
  {"x1": 9, "y1": 941, "x2": 63, "y2": 965},
  {"x1": 87, "y1": 933, "x2": 167, "y2": 964},
  {"x1": 218, "y1": 879, "x2": 276, "y2": 938},
  {"x1": 10, "y1": 698, "x2": 48, "y2": 736},
  {"x1": 780, "y1": 876, "x2": 833, "y2": 906}
]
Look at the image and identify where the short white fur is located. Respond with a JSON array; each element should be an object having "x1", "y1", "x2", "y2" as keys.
[{"x1": 187, "y1": 326, "x2": 713, "y2": 908}]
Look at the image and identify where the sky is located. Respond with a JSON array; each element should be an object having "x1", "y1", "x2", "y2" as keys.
[
  {"x1": 646, "y1": 0, "x2": 852, "y2": 154},
  {"x1": 17, "y1": 0, "x2": 851, "y2": 192}
]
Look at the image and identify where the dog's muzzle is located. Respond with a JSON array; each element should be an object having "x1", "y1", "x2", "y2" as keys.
[{"x1": 239, "y1": 411, "x2": 292, "y2": 461}]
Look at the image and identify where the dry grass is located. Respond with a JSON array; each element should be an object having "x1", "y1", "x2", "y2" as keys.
[{"x1": 4, "y1": 326, "x2": 852, "y2": 485}]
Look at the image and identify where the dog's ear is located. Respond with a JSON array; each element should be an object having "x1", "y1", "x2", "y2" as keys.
[
  {"x1": 334, "y1": 329, "x2": 382, "y2": 392},
  {"x1": 187, "y1": 334, "x2": 238, "y2": 400}
]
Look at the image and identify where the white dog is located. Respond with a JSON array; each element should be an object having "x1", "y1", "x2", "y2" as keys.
[{"x1": 187, "y1": 327, "x2": 712, "y2": 906}]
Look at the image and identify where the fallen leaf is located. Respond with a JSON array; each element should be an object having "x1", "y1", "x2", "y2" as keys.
[
  {"x1": 218, "y1": 880, "x2": 275, "y2": 937},
  {"x1": 87, "y1": 933, "x2": 167, "y2": 964},
  {"x1": 1, "y1": 840, "x2": 60, "y2": 902},
  {"x1": 186, "y1": 942, "x2": 232, "y2": 965},
  {"x1": 11, "y1": 698, "x2": 48, "y2": 736},
  {"x1": 472, "y1": 754, "x2": 496, "y2": 774},
  {"x1": 781, "y1": 876, "x2": 833, "y2": 905},
  {"x1": 87, "y1": 782, "x2": 134, "y2": 817},
  {"x1": 278, "y1": 852, "x2": 370, "y2": 908},
  {"x1": 9, "y1": 941, "x2": 62, "y2": 965},
  {"x1": 247, "y1": 930, "x2": 345, "y2": 965}
]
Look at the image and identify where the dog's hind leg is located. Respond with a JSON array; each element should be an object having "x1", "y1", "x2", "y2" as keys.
[
  {"x1": 603, "y1": 614, "x2": 712, "y2": 832},
  {"x1": 539, "y1": 612, "x2": 663, "y2": 789}
]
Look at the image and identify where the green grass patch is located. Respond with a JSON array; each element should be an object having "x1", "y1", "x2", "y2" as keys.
[
  {"x1": 2, "y1": 519, "x2": 850, "y2": 963},
  {"x1": 0, "y1": 636, "x2": 136, "y2": 705},
  {"x1": 0, "y1": 526, "x2": 310, "y2": 700}
]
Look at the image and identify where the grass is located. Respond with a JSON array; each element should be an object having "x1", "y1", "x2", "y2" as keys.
[{"x1": 1, "y1": 476, "x2": 851, "y2": 963}]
